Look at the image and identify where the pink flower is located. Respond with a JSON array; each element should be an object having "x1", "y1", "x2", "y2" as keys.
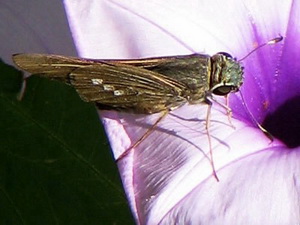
[{"x1": 64, "y1": 1, "x2": 300, "y2": 224}]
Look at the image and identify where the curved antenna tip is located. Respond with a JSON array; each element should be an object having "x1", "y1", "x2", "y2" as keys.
[{"x1": 267, "y1": 35, "x2": 284, "y2": 45}]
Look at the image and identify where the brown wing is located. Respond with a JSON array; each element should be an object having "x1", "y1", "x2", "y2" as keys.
[
  {"x1": 12, "y1": 53, "x2": 190, "y2": 114},
  {"x1": 109, "y1": 54, "x2": 212, "y2": 105}
]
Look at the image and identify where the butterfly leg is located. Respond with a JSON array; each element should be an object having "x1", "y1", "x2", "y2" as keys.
[
  {"x1": 224, "y1": 94, "x2": 235, "y2": 129},
  {"x1": 116, "y1": 110, "x2": 169, "y2": 162},
  {"x1": 207, "y1": 94, "x2": 235, "y2": 129},
  {"x1": 239, "y1": 92, "x2": 274, "y2": 142},
  {"x1": 205, "y1": 99, "x2": 220, "y2": 182}
]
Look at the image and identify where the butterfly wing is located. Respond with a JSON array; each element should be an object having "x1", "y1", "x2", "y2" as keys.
[{"x1": 13, "y1": 54, "x2": 191, "y2": 113}]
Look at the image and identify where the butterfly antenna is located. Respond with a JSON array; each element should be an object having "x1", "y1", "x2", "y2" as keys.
[{"x1": 239, "y1": 35, "x2": 283, "y2": 62}]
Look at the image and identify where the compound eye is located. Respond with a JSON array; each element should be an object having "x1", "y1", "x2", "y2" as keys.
[
  {"x1": 217, "y1": 52, "x2": 232, "y2": 58},
  {"x1": 212, "y1": 86, "x2": 235, "y2": 96}
]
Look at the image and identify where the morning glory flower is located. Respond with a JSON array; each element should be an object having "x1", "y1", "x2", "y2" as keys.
[{"x1": 64, "y1": 0, "x2": 300, "y2": 224}]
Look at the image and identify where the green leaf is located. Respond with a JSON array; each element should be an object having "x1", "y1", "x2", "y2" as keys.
[{"x1": 0, "y1": 59, "x2": 134, "y2": 225}]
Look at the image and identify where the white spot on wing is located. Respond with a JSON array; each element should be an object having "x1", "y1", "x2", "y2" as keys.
[
  {"x1": 103, "y1": 85, "x2": 115, "y2": 91},
  {"x1": 113, "y1": 90, "x2": 124, "y2": 96},
  {"x1": 91, "y1": 78, "x2": 103, "y2": 85}
]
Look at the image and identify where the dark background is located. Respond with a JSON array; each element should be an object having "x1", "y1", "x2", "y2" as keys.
[{"x1": 0, "y1": 1, "x2": 134, "y2": 224}]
